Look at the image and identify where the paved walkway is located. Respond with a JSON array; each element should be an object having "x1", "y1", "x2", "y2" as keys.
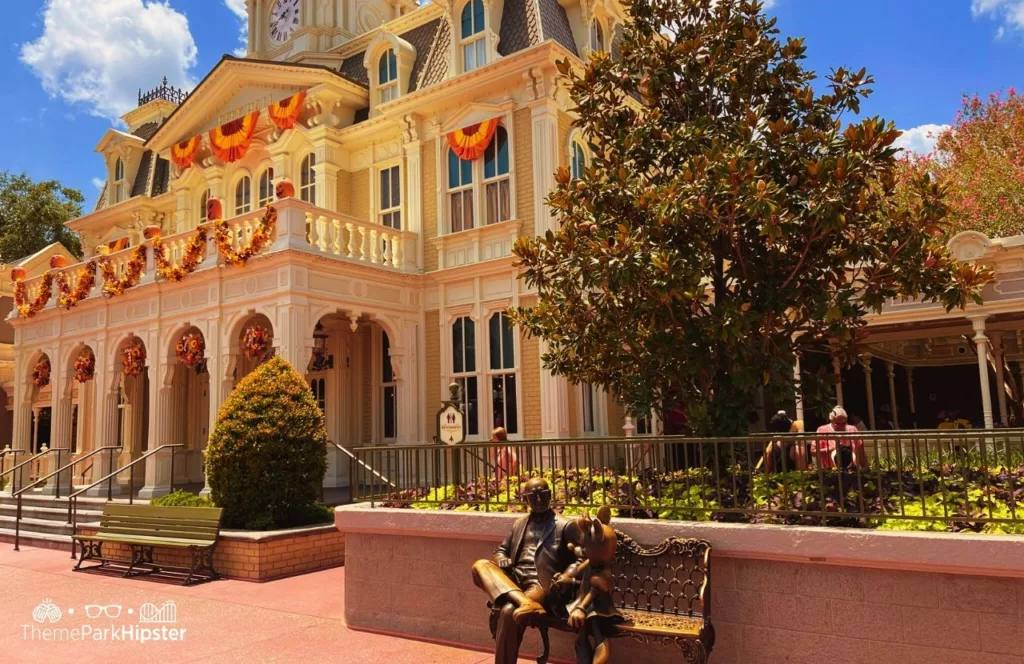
[{"x1": 0, "y1": 545, "x2": 514, "y2": 663}]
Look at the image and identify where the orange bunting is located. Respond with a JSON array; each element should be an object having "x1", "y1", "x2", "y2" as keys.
[
  {"x1": 171, "y1": 135, "x2": 202, "y2": 170},
  {"x1": 209, "y1": 110, "x2": 260, "y2": 163},
  {"x1": 446, "y1": 118, "x2": 499, "y2": 161},
  {"x1": 268, "y1": 91, "x2": 307, "y2": 130}
]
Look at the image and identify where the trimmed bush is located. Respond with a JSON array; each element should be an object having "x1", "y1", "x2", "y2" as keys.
[
  {"x1": 205, "y1": 356, "x2": 327, "y2": 530},
  {"x1": 150, "y1": 490, "x2": 214, "y2": 508}
]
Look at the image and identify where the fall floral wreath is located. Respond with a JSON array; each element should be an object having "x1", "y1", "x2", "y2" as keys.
[
  {"x1": 100, "y1": 244, "x2": 148, "y2": 297},
  {"x1": 242, "y1": 325, "x2": 271, "y2": 360},
  {"x1": 14, "y1": 273, "x2": 54, "y2": 318},
  {"x1": 121, "y1": 341, "x2": 146, "y2": 378},
  {"x1": 74, "y1": 349, "x2": 96, "y2": 383},
  {"x1": 56, "y1": 261, "x2": 98, "y2": 310},
  {"x1": 175, "y1": 331, "x2": 206, "y2": 368},
  {"x1": 154, "y1": 227, "x2": 208, "y2": 282},
  {"x1": 214, "y1": 205, "x2": 277, "y2": 267},
  {"x1": 32, "y1": 357, "x2": 51, "y2": 387}
]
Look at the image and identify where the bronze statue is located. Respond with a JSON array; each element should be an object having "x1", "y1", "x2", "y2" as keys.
[{"x1": 472, "y1": 477, "x2": 579, "y2": 664}]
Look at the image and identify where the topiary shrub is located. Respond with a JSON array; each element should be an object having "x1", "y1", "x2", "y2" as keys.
[
  {"x1": 151, "y1": 490, "x2": 214, "y2": 508},
  {"x1": 205, "y1": 356, "x2": 327, "y2": 530}
]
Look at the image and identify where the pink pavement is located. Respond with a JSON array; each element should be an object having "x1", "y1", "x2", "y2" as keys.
[{"x1": 0, "y1": 545, "x2": 527, "y2": 664}]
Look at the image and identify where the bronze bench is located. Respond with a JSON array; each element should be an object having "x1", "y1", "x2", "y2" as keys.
[{"x1": 490, "y1": 533, "x2": 714, "y2": 663}]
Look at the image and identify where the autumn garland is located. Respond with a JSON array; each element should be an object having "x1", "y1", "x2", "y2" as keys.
[
  {"x1": 99, "y1": 244, "x2": 148, "y2": 297},
  {"x1": 73, "y1": 349, "x2": 96, "y2": 383},
  {"x1": 154, "y1": 227, "x2": 208, "y2": 282},
  {"x1": 56, "y1": 261, "x2": 98, "y2": 310},
  {"x1": 214, "y1": 205, "x2": 277, "y2": 267},
  {"x1": 14, "y1": 273, "x2": 54, "y2": 318}
]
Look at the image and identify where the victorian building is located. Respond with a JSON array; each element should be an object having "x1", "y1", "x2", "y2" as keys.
[{"x1": 5, "y1": 0, "x2": 628, "y2": 497}]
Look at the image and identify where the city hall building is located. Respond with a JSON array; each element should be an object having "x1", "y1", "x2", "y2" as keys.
[{"x1": 7, "y1": 0, "x2": 1024, "y2": 499}]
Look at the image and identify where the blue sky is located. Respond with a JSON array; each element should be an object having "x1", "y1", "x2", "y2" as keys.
[{"x1": 0, "y1": 0, "x2": 1022, "y2": 212}]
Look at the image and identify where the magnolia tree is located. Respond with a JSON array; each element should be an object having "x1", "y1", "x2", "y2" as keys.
[
  {"x1": 899, "y1": 90, "x2": 1024, "y2": 239},
  {"x1": 511, "y1": 0, "x2": 990, "y2": 436}
]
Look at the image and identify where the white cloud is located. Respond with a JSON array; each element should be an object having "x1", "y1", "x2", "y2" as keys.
[
  {"x1": 972, "y1": 0, "x2": 1024, "y2": 35},
  {"x1": 893, "y1": 124, "x2": 950, "y2": 156},
  {"x1": 224, "y1": 0, "x2": 249, "y2": 57},
  {"x1": 20, "y1": 0, "x2": 198, "y2": 122},
  {"x1": 91, "y1": 177, "x2": 106, "y2": 191}
]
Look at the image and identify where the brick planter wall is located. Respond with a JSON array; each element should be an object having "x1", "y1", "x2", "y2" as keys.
[
  {"x1": 336, "y1": 505, "x2": 1024, "y2": 664},
  {"x1": 76, "y1": 523, "x2": 345, "y2": 582}
]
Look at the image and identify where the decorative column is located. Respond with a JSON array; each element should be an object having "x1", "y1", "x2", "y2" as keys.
[
  {"x1": 140, "y1": 355, "x2": 174, "y2": 499},
  {"x1": 970, "y1": 316, "x2": 995, "y2": 429},
  {"x1": 905, "y1": 367, "x2": 917, "y2": 428},
  {"x1": 862, "y1": 356, "x2": 876, "y2": 430},
  {"x1": 531, "y1": 96, "x2": 571, "y2": 440},
  {"x1": 86, "y1": 339, "x2": 121, "y2": 496},
  {"x1": 11, "y1": 349, "x2": 32, "y2": 454},
  {"x1": 41, "y1": 355, "x2": 73, "y2": 495},
  {"x1": 403, "y1": 128, "x2": 424, "y2": 271},
  {"x1": 276, "y1": 296, "x2": 312, "y2": 372},
  {"x1": 832, "y1": 356, "x2": 844, "y2": 407},
  {"x1": 793, "y1": 356, "x2": 805, "y2": 423},
  {"x1": 885, "y1": 361, "x2": 900, "y2": 430},
  {"x1": 309, "y1": 128, "x2": 342, "y2": 212},
  {"x1": 992, "y1": 332, "x2": 1009, "y2": 426}
]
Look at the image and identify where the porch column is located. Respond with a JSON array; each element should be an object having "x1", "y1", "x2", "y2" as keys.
[
  {"x1": 12, "y1": 349, "x2": 32, "y2": 454},
  {"x1": 532, "y1": 97, "x2": 571, "y2": 439},
  {"x1": 86, "y1": 340, "x2": 121, "y2": 496},
  {"x1": 970, "y1": 316, "x2": 995, "y2": 429},
  {"x1": 277, "y1": 300, "x2": 312, "y2": 372},
  {"x1": 992, "y1": 332, "x2": 1009, "y2": 426},
  {"x1": 832, "y1": 356, "x2": 844, "y2": 407},
  {"x1": 906, "y1": 367, "x2": 917, "y2": 428},
  {"x1": 403, "y1": 132, "x2": 424, "y2": 271},
  {"x1": 41, "y1": 357, "x2": 73, "y2": 495},
  {"x1": 793, "y1": 356, "x2": 805, "y2": 423},
  {"x1": 141, "y1": 335, "x2": 173, "y2": 499},
  {"x1": 862, "y1": 356, "x2": 876, "y2": 430},
  {"x1": 885, "y1": 361, "x2": 900, "y2": 430},
  {"x1": 309, "y1": 129, "x2": 342, "y2": 212},
  {"x1": 392, "y1": 318, "x2": 419, "y2": 447},
  {"x1": 201, "y1": 319, "x2": 224, "y2": 495}
]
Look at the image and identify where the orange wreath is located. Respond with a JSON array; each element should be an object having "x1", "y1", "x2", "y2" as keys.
[
  {"x1": 268, "y1": 91, "x2": 307, "y2": 130},
  {"x1": 209, "y1": 111, "x2": 260, "y2": 163},
  {"x1": 171, "y1": 135, "x2": 202, "y2": 170},
  {"x1": 447, "y1": 118, "x2": 499, "y2": 161}
]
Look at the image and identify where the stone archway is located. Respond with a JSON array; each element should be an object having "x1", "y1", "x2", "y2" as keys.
[{"x1": 165, "y1": 325, "x2": 211, "y2": 487}]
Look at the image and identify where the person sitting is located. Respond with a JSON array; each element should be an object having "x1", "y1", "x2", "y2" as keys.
[
  {"x1": 492, "y1": 427, "x2": 519, "y2": 480},
  {"x1": 815, "y1": 406, "x2": 868, "y2": 470},
  {"x1": 761, "y1": 411, "x2": 808, "y2": 473}
]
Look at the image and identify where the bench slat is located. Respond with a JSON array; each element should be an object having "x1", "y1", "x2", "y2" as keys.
[{"x1": 75, "y1": 534, "x2": 213, "y2": 547}]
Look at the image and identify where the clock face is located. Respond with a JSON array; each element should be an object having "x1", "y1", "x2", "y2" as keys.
[{"x1": 269, "y1": 0, "x2": 300, "y2": 46}]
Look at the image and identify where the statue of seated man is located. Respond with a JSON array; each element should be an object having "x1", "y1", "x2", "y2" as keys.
[{"x1": 472, "y1": 477, "x2": 578, "y2": 664}]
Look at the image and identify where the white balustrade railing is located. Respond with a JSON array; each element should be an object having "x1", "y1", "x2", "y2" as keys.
[{"x1": 303, "y1": 210, "x2": 415, "y2": 270}]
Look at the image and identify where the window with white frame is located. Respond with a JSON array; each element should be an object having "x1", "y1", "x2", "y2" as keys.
[
  {"x1": 113, "y1": 158, "x2": 127, "y2": 203},
  {"x1": 300, "y1": 153, "x2": 317, "y2": 203},
  {"x1": 483, "y1": 126, "x2": 510, "y2": 225},
  {"x1": 235, "y1": 176, "x2": 252, "y2": 216},
  {"x1": 258, "y1": 168, "x2": 275, "y2": 208},
  {"x1": 309, "y1": 378, "x2": 326, "y2": 424},
  {"x1": 488, "y1": 312, "x2": 518, "y2": 434},
  {"x1": 581, "y1": 383, "x2": 597, "y2": 434},
  {"x1": 381, "y1": 331, "x2": 397, "y2": 439},
  {"x1": 571, "y1": 139, "x2": 587, "y2": 180},
  {"x1": 378, "y1": 49, "x2": 399, "y2": 104},
  {"x1": 447, "y1": 149, "x2": 474, "y2": 232},
  {"x1": 590, "y1": 19, "x2": 605, "y2": 53},
  {"x1": 199, "y1": 189, "x2": 210, "y2": 226},
  {"x1": 379, "y1": 165, "x2": 401, "y2": 229},
  {"x1": 460, "y1": 0, "x2": 486, "y2": 72},
  {"x1": 452, "y1": 316, "x2": 480, "y2": 437}
]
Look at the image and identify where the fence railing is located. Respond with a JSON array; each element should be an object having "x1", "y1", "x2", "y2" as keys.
[{"x1": 350, "y1": 430, "x2": 1024, "y2": 532}]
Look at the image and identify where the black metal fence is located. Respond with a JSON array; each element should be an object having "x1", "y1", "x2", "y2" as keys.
[{"x1": 350, "y1": 430, "x2": 1024, "y2": 532}]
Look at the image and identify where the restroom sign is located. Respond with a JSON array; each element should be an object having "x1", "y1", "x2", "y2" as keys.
[{"x1": 438, "y1": 404, "x2": 466, "y2": 445}]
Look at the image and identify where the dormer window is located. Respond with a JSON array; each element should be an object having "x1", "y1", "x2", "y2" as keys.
[
  {"x1": 590, "y1": 19, "x2": 605, "y2": 53},
  {"x1": 113, "y1": 158, "x2": 127, "y2": 203},
  {"x1": 460, "y1": 0, "x2": 486, "y2": 72},
  {"x1": 378, "y1": 49, "x2": 399, "y2": 104}
]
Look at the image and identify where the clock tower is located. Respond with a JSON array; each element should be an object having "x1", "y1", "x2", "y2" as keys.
[{"x1": 247, "y1": 0, "x2": 418, "y2": 66}]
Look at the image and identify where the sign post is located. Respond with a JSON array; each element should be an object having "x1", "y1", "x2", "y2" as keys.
[{"x1": 434, "y1": 383, "x2": 466, "y2": 485}]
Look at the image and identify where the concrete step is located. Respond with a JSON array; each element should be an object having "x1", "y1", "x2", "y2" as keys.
[
  {"x1": 0, "y1": 515, "x2": 81, "y2": 536},
  {"x1": 0, "y1": 503, "x2": 103, "y2": 523},
  {"x1": 0, "y1": 527, "x2": 74, "y2": 552}
]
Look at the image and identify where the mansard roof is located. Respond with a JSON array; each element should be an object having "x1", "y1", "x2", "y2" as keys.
[
  {"x1": 339, "y1": 18, "x2": 451, "y2": 92},
  {"x1": 499, "y1": 0, "x2": 579, "y2": 58}
]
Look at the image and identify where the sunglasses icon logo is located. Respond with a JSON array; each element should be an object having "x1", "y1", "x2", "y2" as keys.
[{"x1": 84, "y1": 605, "x2": 122, "y2": 619}]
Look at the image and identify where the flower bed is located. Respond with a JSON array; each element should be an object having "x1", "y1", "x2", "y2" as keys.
[{"x1": 380, "y1": 464, "x2": 1024, "y2": 535}]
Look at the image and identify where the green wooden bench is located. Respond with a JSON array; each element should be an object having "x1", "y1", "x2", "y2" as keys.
[{"x1": 73, "y1": 504, "x2": 223, "y2": 585}]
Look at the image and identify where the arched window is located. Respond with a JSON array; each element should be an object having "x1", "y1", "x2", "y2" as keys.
[
  {"x1": 483, "y1": 126, "x2": 510, "y2": 225},
  {"x1": 300, "y1": 153, "x2": 317, "y2": 203},
  {"x1": 258, "y1": 168, "x2": 275, "y2": 208},
  {"x1": 113, "y1": 158, "x2": 127, "y2": 203},
  {"x1": 199, "y1": 189, "x2": 210, "y2": 227},
  {"x1": 571, "y1": 139, "x2": 587, "y2": 180},
  {"x1": 447, "y1": 149, "x2": 474, "y2": 232},
  {"x1": 381, "y1": 331, "x2": 397, "y2": 439},
  {"x1": 488, "y1": 312, "x2": 518, "y2": 434},
  {"x1": 460, "y1": 0, "x2": 486, "y2": 72},
  {"x1": 590, "y1": 19, "x2": 605, "y2": 53},
  {"x1": 235, "y1": 175, "x2": 252, "y2": 216},
  {"x1": 452, "y1": 317, "x2": 479, "y2": 436},
  {"x1": 378, "y1": 49, "x2": 399, "y2": 104}
]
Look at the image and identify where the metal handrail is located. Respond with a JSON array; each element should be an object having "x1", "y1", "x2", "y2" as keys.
[
  {"x1": 1, "y1": 450, "x2": 53, "y2": 496},
  {"x1": 62, "y1": 444, "x2": 184, "y2": 558},
  {"x1": 331, "y1": 440, "x2": 394, "y2": 489}
]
